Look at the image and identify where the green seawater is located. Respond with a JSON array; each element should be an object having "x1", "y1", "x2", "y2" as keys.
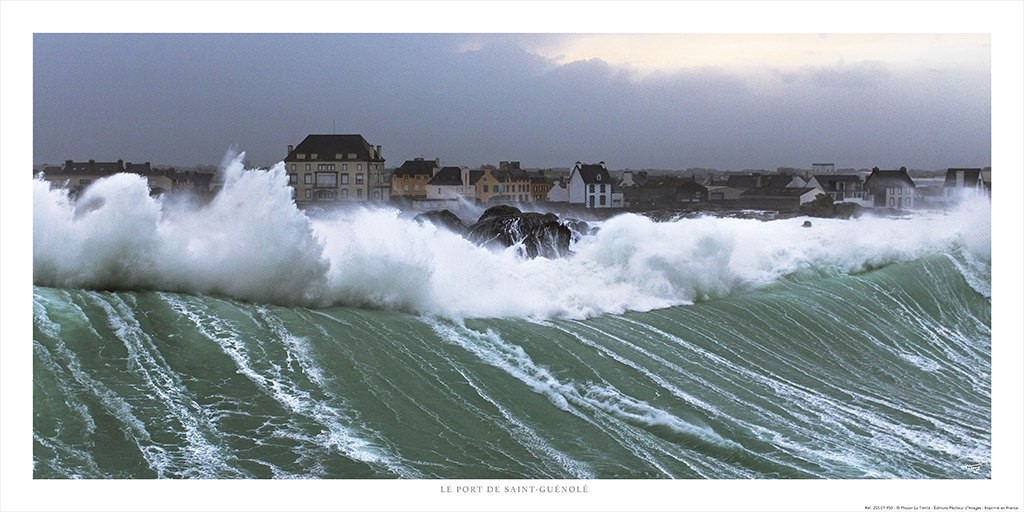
[{"x1": 32, "y1": 255, "x2": 990, "y2": 479}]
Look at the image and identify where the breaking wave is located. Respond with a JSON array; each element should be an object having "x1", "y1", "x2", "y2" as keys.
[{"x1": 33, "y1": 153, "x2": 991, "y2": 319}]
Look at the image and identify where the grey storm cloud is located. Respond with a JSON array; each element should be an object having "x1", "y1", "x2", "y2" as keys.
[{"x1": 33, "y1": 33, "x2": 990, "y2": 171}]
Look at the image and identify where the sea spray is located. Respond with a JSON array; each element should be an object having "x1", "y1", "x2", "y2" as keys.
[{"x1": 34, "y1": 155, "x2": 991, "y2": 319}]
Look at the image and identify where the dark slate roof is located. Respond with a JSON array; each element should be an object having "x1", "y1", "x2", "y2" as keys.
[
  {"x1": 740, "y1": 187, "x2": 818, "y2": 198},
  {"x1": 427, "y1": 167, "x2": 464, "y2": 186},
  {"x1": 55, "y1": 160, "x2": 125, "y2": 175},
  {"x1": 811, "y1": 174, "x2": 863, "y2": 191},
  {"x1": 576, "y1": 163, "x2": 612, "y2": 184},
  {"x1": 943, "y1": 168, "x2": 984, "y2": 187},
  {"x1": 865, "y1": 168, "x2": 916, "y2": 189},
  {"x1": 469, "y1": 170, "x2": 484, "y2": 185},
  {"x1": 640, "y1": 176, "x2": 702, "y2": 190},
  {"x1": 284, "y1": 134, "x2": 382, "y2": 162},
  {"x1": 725, "y1": 175, "x2": 758, "y2": 189},
  {"x1": 762, "y1": 174, "x2": 801, "y2": 190},
  {"x1": 394, "y1": 158, "x2": 438, "y2": 178},
  {"x1": 124, "y1": 162, "x2": 154, "y2": 175}
]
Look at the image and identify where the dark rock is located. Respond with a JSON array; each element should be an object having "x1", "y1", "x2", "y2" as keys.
[
  {"x1": 802, "y1": 220, "x2": 812, "y2": 228},
  {"x1": 466, "y1": 206, "x2": 572, "y2": 259},
  {"x1": 561, "y1": 218, "x2": 592, "y2": 242},
  {"x1": 799, "y1": 193, "x2": 865, "y2": 219},
  {"x1": 414, "y1": 210, "x2": 466, "y2": 235}
]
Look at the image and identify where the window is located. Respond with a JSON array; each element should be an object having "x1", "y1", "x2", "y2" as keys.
[
  {"x1": 600, "y1": 195, "x2": 606, "y2": 206},
  {"x1": 341, "y1": 174, "x2": 350, "y2": 185},
  {"x1": 357, "y1": 189, "x2": 363, "y2": 199},
  {"x1": 343, "y1": 164, "x2": 348, "y2": 172},
  {"x1": 357, "y1": 164, "x2": 363, "y2": 172},
  {"x1": 355, "y1": 173, "x2": 364, "y2": 185},
  {"x1": 348, "y1": 153, "x2": 356, "y2": 159},
  {"x1": 80, "y1": 179, "x2": 91, "y2": 185},
  {"x1": 373, "y1": 190, "x2": 381, "y2": 199},
  {"x1": 315, "y1": 189, "x2": 335, "y2": 200},
  {"x1": 341, "y1": 189, "x2": 349, "y2": 199},
  {"x1": 288, "y1": 174, "x2": 298, "y2": 185},
  {"x1": 589, "y1": 196, "x2": 595, "y2": 208},
  {"x1": 304, "y1": 174, "x2": 312, "y2": 184},
  {"x1": 316, "y1": 173, "x2": 337, "y2": 187},
  {"x1": 311, "y1": 154, "x2": 318, "y2": 159},
  {"x1": 304, "y1": 189, "x2": 312, "y2": 199},
  {"x1": 403, "y1": 185, "x2": 409, "y2": 192},
  {"x1": 297, "y1": 154, "x2": 306, "y2": 159},
  {"x1": 483, "y1": 185, "x2": 489, "y2": 193},
  {"x1": 335, "y1": 153, "x2": 343, "y2": 160},
  {"x1": 600, "y1": 184, "x2": 606, "y2": 193},
  {"x1": 889, "y1": 197, "x2": 895, "y2": 207},
  {"x1": 290, "y1": 164, "x2": 295, "y2": 172},
  {"x1": 305, "y1": 164, "x2": 310, "y2": 171}
]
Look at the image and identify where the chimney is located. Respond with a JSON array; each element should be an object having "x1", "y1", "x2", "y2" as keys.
[
  {"x1": 287, "y1": 144, "x2": 294, "y2": 155},
  {"x1": 375, "y1": 145, "x2": 381, "y2": 159}
]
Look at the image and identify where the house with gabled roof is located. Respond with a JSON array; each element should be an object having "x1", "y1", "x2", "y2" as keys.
[
  {"x1": 392, "y1": 157, "x2": 440, "y2": 199},
  {"x1": 568, "y1": 161, "x2": 616, "y2": 208},
  {"x1": 738, "y1": 186, "x2": 824, "y2": 212},
  {"x1": 806, "y1": 174, "x2": 871, "y2": 206},
  {"x1": 284, "y1": 134, "x2": 385, "y2": 203},
  {"x1": 864, "y1": 167, "x2": 916, "y2": 208},
  {"x1": 635, "y1": 176, "x2": 708, "y2": 208},
  {"x1": 546, "y1": 177, "x2": 569, "y2": 203},
  {"x1": 943, "y1": 168, "x2": 987, "y2": 198},
  {"x1": 426, "y1": 166, "x2": 471, "y2": 201}
]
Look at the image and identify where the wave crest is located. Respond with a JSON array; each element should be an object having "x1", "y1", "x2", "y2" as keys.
[{"x1": 33, "y1": 154, "x2": 991, "y2": 318}]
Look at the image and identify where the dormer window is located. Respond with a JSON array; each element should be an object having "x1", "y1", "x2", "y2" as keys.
[
  {"x1": 348, "y1": 153, "x2": 357, "y2": 160},
  {"x1": 596, "y1": 174, "x2": 601, "y2": 181},
  {"x1": 311, "y1": 153, "x2": 318, "y2": 159},
  {"x1": 336, "y1": 153, "x2": 343, "y2": 159},
  {"x1": 297, "y1": 154, "x2": 306, "y2": 159}
]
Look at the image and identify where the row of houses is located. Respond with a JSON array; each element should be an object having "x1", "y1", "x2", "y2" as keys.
[
  {"x1": 39, "y1": 133, "x2": 990, "y2": 213},
  {"x1": 38, "y1": 159, "x2": 215, "y2": 197}
]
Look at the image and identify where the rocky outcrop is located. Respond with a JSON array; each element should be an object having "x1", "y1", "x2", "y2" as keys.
[
  {"x1": 465, "y1": 206, "x2": 573, "y2": 259},
  {"x1": 413, "y1": 209, "x2": 466, "y2": 235}
]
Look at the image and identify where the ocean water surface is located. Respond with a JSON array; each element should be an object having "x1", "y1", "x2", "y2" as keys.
[{"x1": 32, "y1": 156, "x2": 991, "y2": 479}]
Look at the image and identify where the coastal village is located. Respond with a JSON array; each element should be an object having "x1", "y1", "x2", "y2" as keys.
[{"x1": 37, "y1": 133, "x2": 992, "y2": 216}]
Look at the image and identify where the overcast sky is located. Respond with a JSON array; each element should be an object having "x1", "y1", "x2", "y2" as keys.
[{"x1": 33, "y1": 33, "x2": 990, "y2": 171}]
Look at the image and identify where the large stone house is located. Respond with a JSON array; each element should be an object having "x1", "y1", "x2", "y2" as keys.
[
  {"x1": 568, "y1": 161, "x2": 615, "y2": 208},
  {"x1": 865, "y1": 167, "x2": 916, "y2": 208},
  {"x1": 284, "y1": 134, "x2": 385, "y2": 204}
]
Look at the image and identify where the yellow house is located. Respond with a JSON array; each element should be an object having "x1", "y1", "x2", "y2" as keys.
[{"x1": 392, "y1": 157, "x2": 440, "y2": 199}]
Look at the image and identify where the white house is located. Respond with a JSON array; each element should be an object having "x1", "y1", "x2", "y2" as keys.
[
  {"x1": 546, "y1": 177, "x2": 568, "y2": 202},
  {"x1": 568, "y1": 161, "x2": 614, "y2": 208},
  {"x1": 426, "y1": 166, "x2": 471, "y2": 201},
  {"x1": 806, "y1": 174, "x2": 872, "y2": 207}
]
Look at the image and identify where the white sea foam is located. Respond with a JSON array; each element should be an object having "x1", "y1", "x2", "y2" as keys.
[{"x1": 33, "y1": 152, "x2": 991, "y2": 319}]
